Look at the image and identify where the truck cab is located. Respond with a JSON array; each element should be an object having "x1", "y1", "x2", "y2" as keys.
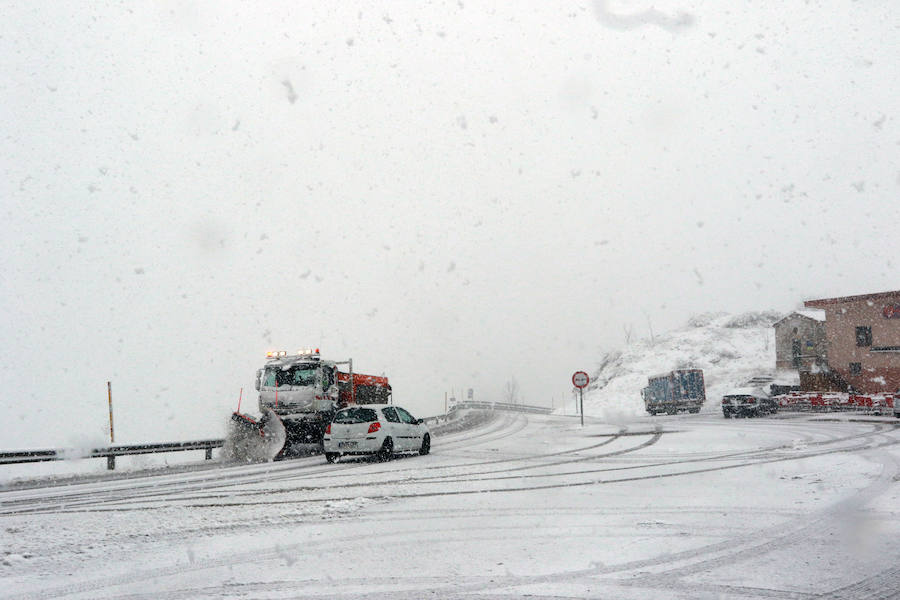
[
  {"x1": 256, "y1": 354, "x2": 338, "y2": 416},
  {"x1": 250, "y1": 350, "x2": 343, "y2": 454}
]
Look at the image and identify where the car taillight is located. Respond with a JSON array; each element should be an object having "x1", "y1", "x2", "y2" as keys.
[
  {"x1": 747, "y1": 398, "x2": 756, "y2": 404},
  {"x1": 325, "y1": 423, "x2": 331, "y2": 434},
  {"x1": 367, "y1": 422, "x2": 381, "y2": 434}
]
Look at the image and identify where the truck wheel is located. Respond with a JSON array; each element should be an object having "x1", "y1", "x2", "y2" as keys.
[
  {"x1": 419, "y1": 434, "x2": 431, "y2": 456},
  {"x1": 376, "y1": 437, "x2": 394, "y2": 462},
  {"x1": 325, "y1": 452, "x2": 339, "y2": 463},
  {"x1": 723, "y1": 410, "x2": 732, "y2": 418}
]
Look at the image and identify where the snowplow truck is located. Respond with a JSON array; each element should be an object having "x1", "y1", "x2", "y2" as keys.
[{"x1": 231, "y1": 349, "x2": 391, "y2": 458}]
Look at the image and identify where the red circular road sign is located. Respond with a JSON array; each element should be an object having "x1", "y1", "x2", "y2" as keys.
[{"x1": 572, "y1": 371, "x2": 589, "y2": 388}]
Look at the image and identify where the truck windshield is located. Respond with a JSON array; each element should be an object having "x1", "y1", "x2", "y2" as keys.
[
  {"x1": 333, "y1": 407, "x2": 378, "y2": 424},
  {"x1": 647, "y1": 377, "x2": 670, "y2": 402},
  {"x1": 263, "y1": 365, "x2": 317, "y2": 387}
]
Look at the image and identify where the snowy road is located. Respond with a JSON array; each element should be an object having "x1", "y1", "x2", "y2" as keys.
[{"x1": 2, "y1": 411, "x2": 899, "y2": 599}]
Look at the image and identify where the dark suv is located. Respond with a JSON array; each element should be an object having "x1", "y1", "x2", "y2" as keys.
[{"x1": 722, "y1": 389, "x2": 778, "y2": 418}]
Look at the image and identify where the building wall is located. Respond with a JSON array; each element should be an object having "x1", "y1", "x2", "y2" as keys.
[
  {"x1": 810, "y1": 294, "x2": 900, "y2": 393},
  {"x1": 774, "y1": 315, "x2": 827, "y2": 370}
]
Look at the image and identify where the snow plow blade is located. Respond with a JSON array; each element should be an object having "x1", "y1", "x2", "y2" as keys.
[
  {"x1": 277, "y1": 415, "x2": 333, "y2": 459},
  {"x1": 230, "y1": 412, "x2": 264, "y2": 436},
  {"x1": 222, "y1": 409, "x2": 286, "y2": 463}
]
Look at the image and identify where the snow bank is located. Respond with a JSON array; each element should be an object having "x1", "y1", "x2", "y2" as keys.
[{"x1": 579, "y1": 311, "x2": 782, "y2": 419}]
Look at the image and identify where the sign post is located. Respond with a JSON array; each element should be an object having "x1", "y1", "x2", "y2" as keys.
[{"x1": 572, "y1": 371, "x2": 589, "y2": 426}]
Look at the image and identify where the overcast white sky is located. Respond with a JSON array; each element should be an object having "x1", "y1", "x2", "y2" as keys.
[{"x1": 2, "y1": 1, "x2": 898, "y2": 447}]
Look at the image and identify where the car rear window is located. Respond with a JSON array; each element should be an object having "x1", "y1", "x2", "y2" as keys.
[{"x1": 334, "y1": 407, "x2": 378, "y2": 424}]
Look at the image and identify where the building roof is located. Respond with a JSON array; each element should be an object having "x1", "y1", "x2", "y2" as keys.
[
  {"x1": 804, "y1": 290, "x2": 900, "y2": 308},
  {"x1": 795, "y1": 309, "x2": 826, "y2": 322},
  {"x1": 773, "y1": 309, "x2": 825, "y2": 326}
]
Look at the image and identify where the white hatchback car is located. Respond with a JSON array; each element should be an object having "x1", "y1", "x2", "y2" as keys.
[{"x1": 323, "y1": 404, "x2": 430, "y2": 463}]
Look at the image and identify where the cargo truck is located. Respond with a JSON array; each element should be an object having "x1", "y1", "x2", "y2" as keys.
[{"x1": 641, "y1": 369, "x2": 706, "y2": 415}]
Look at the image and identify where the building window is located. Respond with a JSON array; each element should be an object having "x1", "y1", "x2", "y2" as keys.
[
  {"x1": 855, "y1": 326, "x2": 872, "y2": 347},
  {"x1": 849, "y1": 362, "x2": 862, "y2": 376}
]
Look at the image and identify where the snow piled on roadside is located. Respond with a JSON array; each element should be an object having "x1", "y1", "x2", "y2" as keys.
[{"x1": 579, "y1": 311, "x2": 783, "y2": 420}]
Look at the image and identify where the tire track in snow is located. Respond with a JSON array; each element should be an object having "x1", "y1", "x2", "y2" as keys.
[
  {"x1": 139, "y1": 422, "x2": 896, "y2": 509},
  {"x1": 14, "y1": 430, "x2": 646, "y2": 512},
  {"x1": 5, "y1": 422, "x2": 899, "y2": 600},
  {"x1": 33, "y1": 429, "x2": 898, "y2": 517},
  {"x1": 304, "y1": 440, "x2": 900, "y2": 600},
  {"x1": 0, "y1": 410, "x2": 516, "y2": 516},
  {"x1": 125, "y1": 427, "x2": 640, "y2": 506},
  {"x1": 819, "y1": 564, "x2": 900, "y2": 600},
  {"x1": 0, "y1": 413, "x2": 586, "y2": 515},
  {"x1": 604, "y1": 445, "x2": 900, "y2": 599},
  {"x1": 12, "y1": 421, "x2": 895, "y2": 516},
  {"x1": 167, "y1": 431, "x2": 899, "y2": 509}
]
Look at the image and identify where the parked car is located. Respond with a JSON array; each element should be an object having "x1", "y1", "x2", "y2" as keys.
[
  {"x1": 721, "y1": 388, "x2": 778, "y2": 418},
  {"x1": 323, "y1": 404, "x2": 430, "y2": 463}
]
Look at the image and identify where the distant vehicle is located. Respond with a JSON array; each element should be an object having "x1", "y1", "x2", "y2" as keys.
[
  {"x1": 323, "y1": 404, "x2": 430, "y2": 463},
  {"x1": 642, "y1": 369, "x2": 706, "y2": 415},
  {"x1": 721, "y1": 388, "x2": 777, "y2": 418}
]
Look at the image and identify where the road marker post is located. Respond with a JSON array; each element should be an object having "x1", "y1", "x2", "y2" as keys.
[{"x1": 107, "y1": 381, "x2": 116, "y2": 470}]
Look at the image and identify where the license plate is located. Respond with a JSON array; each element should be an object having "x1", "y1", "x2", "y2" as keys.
[{"x1": 338, "y1": 441, "x2": 358, "y2": 448}]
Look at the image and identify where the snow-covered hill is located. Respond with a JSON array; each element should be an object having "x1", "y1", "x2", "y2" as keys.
[{"x1": 578, "y1": 311, "x2": 788, "y2": 420}]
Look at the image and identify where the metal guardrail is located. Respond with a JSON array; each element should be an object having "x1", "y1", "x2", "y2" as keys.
[
  {"x1": 0, "y1": 439, "x2": 224, "y2": 470},
  {"x1": 421, "y1": 401, "x2": 552, "y2": 425},
  {"x1": 448, "y1": 401, "x2": 554, "y2": 415}
]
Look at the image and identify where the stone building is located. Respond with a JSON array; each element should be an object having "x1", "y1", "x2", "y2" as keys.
[{"x1": 773, "y1": 310, "x2": 826, "y2": 371}]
